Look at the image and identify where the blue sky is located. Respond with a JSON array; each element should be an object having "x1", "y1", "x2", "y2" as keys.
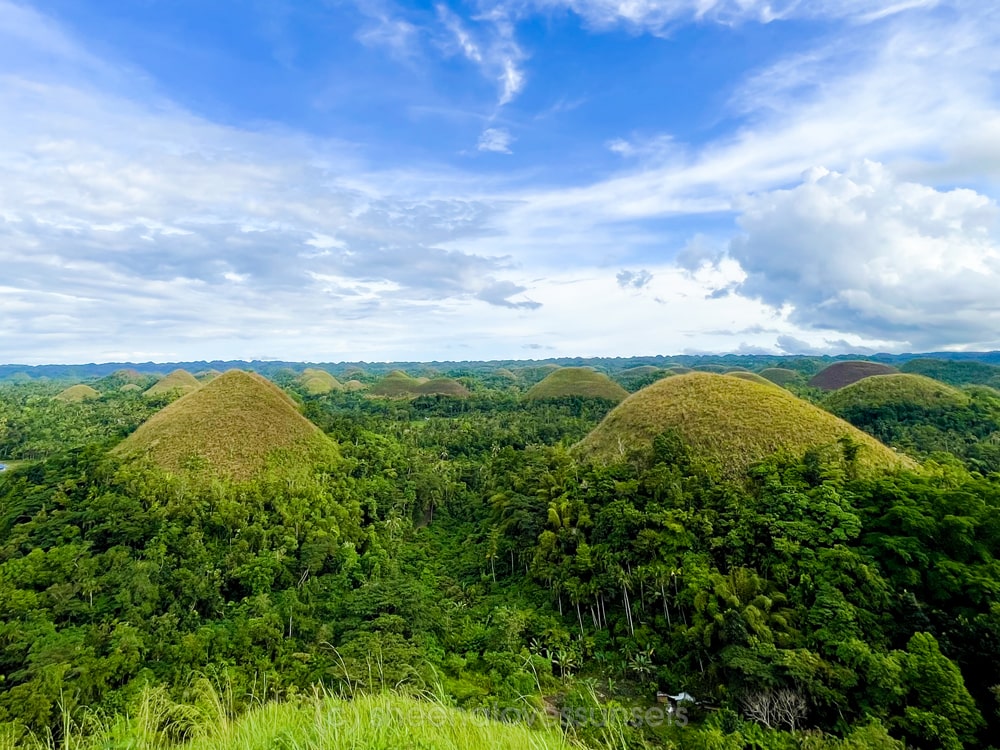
[{"x1": 1, "y1": 0, "x2": 999, "y2": 364}]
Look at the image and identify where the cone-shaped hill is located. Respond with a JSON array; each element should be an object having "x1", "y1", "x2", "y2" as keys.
[
  {"x1": 116, "y1": 370, "x2": 338, "y2": 482},
  {"x1": 824, "y1": 374, "x2": 969, "y2": 414},
  {"x1": 526, "y1": 367, "x2": 629, "y2": 402},
  {"x1": 760, "y1": 368, "x2": 800, "y2": 386},
  {"x1": 618, "y1": 365, "x2": 662, "y2": 377},
  {"x1": 96, "y1": 369, "x2": 156, "y2": 391},
  {"x1": 726, "y1": 371, "x2": 779, "y2": 387},
  {"x1": 900, "y1": 358, "x2": 1000, "y2": 388},
  {"x1": 54, "y1": 384, "x2": 101, "y2": 402},
  {"x1": 515, "y1": 364, "x2": 562, "y2": 384},
  {"x1": 414, "y1": 377, "x2": 471, "y2": 398},
  {"x1": 369, "y1": 371, "x2": 469, "y2": 398},
  {"x1": 145, "y1": 369, "x2": 201, "y2": 398},
  {"x1": 808, "y1": 361, "x2": 898, "y2": 390},
  {"x1": 575, "y1": 373, "x2": 913, "y2": 477},
  {"x1": 299, "y1": 368, "x2": 343, "y2": 395},
  {"x1": 370, "y1": 370, "x2": 422, "y2": 398}
]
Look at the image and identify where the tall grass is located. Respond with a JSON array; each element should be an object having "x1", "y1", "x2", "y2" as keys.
[{"x1": 4, "y1": 681, "x2": 581, "y2": 750}]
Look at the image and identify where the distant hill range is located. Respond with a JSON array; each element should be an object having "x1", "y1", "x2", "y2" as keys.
[{"x1": 3, "y1": 352, "x2": 1000, "y2": 382}]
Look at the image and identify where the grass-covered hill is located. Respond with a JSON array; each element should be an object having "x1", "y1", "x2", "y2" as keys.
[
  {"x1": 144, "y1": 369, "x2": 202, "y2": 398},
  {"x1": 299, "y1": 368, "x2": 343, "y2": 395},
  {"x1": 514, "y1": 363, "x2": 562, "y2": 385},
  {"x1": 368, "y1": 371, "x2": 469, "y2": 398},
  {"x1": 370, "y1": 370, "x2": 422, "y2": 398},
  {"x1": 808, "y1": 360, "x2": 898, "y2": 390},
  {"x1": 759, "y1": 367, "x2": 801, "y2": 386},
  {"x1": 196, "y1": 369, "x2": 223, "y2": 382},
  {"x1": 575, "y1": 372, "x2": 913, "y2": 477},
  {"x1": 414, "y1": 377, "x2": 471, "y2": 398},
  {"x1": 613, "y1": 365, "x2": 670, "y2": 392},
  {"x1": 526, "y1": 367, "x2": 629, "y2": 402},
  {"x1": 115, "y1": 370, "x2": 338, "y2": 481},
  {"x1": 53, "y1": 384, "x2": 101, "y2": 402},
  {"x1": 617, "y1": 365, "x2": 662, "y2": 377},
  {"x1": 343, "y1": 379, "x2": 366, "y2": 391},
  {"x1": 824, "y1": 374, "x2": 969, "y2": 414},
  {"x1": 725, "y1": 371, "x2": 777, "y2": 386},
  {"x1": 94, "y1": 369, "x2": 157, "y2": 392},
  {"x1": 820, "y1": 374, "x2": 1000, "y2": 469},
  {"x1": 901, "y1": 358, "x2": 1000, "y2": 389}
]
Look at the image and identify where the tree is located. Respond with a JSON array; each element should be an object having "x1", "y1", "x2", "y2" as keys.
[{"x1": 895, "y1": 632, "x2": 983, "y2": 750}]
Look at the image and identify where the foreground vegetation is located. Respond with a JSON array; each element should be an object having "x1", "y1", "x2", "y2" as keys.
[{"x1": 2, "y1": 356, "x2": 1000, "y2": 748}]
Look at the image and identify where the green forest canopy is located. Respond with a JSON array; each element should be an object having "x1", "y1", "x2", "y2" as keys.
[{"x1": 2, "y1": 353, "x2": 1000, "y2": 749}]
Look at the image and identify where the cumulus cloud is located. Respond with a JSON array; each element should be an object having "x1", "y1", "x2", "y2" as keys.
[
  {"x1": 731, "y1": 161, "x2": 1000, "y2": 348},
  {"x1": 0, "y1": 3, "x2": 548, "y2": 363},
  {"x1": 616, "y1": 269, "x2": 653, "y2": 289},
  {"x1": 675, "y1": 235, "x2": 725, "y2": 271},
  {"x1": 2, "y1": 0, "x2": 998, "y2": 363},
  {"x1": 501, "y1": 1, "x2": 1000, "y2": 236},
  {"x1": 478, "y1": 127, "x2": 514, "y2": 153},
  {"x1": 476, "y1": 279, "x2": 542, "y2": 308}
]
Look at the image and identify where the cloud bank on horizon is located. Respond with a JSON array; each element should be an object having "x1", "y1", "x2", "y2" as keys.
[{"x1": 0, "y1": 0, "x2": 998, "y2": 364}]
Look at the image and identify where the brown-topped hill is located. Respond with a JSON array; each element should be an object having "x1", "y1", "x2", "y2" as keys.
[
  {"x1": 759, "y1": 368, "x2": 801, "y2": 386},
  {"x1": 575, "y1": 372, "x2": 913, "y2": 478},
  {"x1": 144, "y1": 369, "x2": 202, "y2": 398},
  {"x1": 116, "y1": 370, "x2": 338, "y2": 482},
  {"x1": 808, "y1": 361, "x2": 898, "y2": 391},
  {"x1": 299, "y1": 368, "x2": 343, "y2": 395},
  {"x1": 54, "y1": 384, "x2": 101, "y2": 403},
  {"x1": 526, "y1": 367, "x2": 628, "y2": 402},
  {"x1": 414, "y1": 378, "x2": 471, "y2": 398}
]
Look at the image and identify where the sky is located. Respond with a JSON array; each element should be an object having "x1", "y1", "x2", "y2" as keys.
[{"x1": 1, "y1": 0, "x2": 999, "y2": 364}]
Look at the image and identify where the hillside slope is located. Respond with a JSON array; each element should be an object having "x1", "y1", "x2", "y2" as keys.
[
  {"x1": 576, "y1": 372, "x2": 913, "y2": 477},
  {"x1": 116, "y1": 370, "x2": 338, "y2": 481},
  {"x1": 144, "y1": 369, "x2": 202, "y2": 398},
  {"x1": 526, "y1": 367, "x2": 628, "y2": 401},
  {"x1": 808, "y1": 361, "x2": 898, "y2": 390},
  {"x1": 825, "y1": 374, "x2": 969, "y2": 414},
  {"x1": 54, "y1": 384, "x2": 100, "y2": 402}
]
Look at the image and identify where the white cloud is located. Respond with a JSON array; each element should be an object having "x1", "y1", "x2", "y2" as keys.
[
  {"x1": 730, "y1": 161, "x2": 1000, "y2": 348},
  {"x1": 523, "y1": 0, "x2": 942, "y2": 32},
  {"x1": 616, "y1": 269, "x2": 653, "y2": 289},
  {"x1": 477, "y1": 127, "x2": 514, "y2": 153},
  {"x1": 489, "y1": 2, "x2": 1000, "y2": 242},
  {"x1": 2, "y1": 0, "x2": 999, "y2": 363},
  {"x1": 356, "y1": 11, "x2": 420, "y2": 59},
  {"x1": 0, "y1": 6, "x2": 548, "y2": 364},
  {"x1": 436, "y1": 3, "x2": 526, "y2": 106},
  {"x1": 499, "y1": 56, "x2": 524, "y2": 105}
]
